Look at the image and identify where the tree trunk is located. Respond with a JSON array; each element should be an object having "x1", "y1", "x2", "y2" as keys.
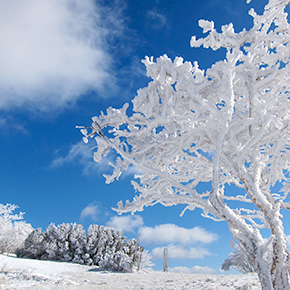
[
  {"x1": 269, "y1": 216, "x2": 290, "y2": 290},
  {"x1": 248, "y1": 218, "x2": 289, "y2": 289},
  {"x1": 253, "y1": 218, "x2": 289, "y2": 289},
  {"x1": 239, "y1": 170, "x2": 290, "y2": 289},
  {"x1": 256, "y1": 259, "x2": 274, "y2": 290},
  {"x1": 229, "y1": 217, "x2": 289, "y2": 290},
  {"x1": 256, "y1": 253, "x2": 289, "y2": 290}
]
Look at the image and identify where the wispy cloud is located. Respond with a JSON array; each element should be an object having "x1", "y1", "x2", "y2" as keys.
[
  {"x1": 106, "y1": 215, "x2": 144, "y2": 233},
  {"x1": 147, "y1": 9, "x2": 168, "y2": 30},
  {"x1": 138, "y1": 224, "x2": 218, "y2": 245},
  {"x1": 51, "y1": 140, "x2": 141, "y2": 177},
  {"x1": 151, "y1": 245, "x2": 211, "y2": 260},
  {"x1": 51, "y1": 141, "x2": 102, "y2": 174},
  {"x1": 169, "y1": 265, "x2": 216, "y2": 274},
  {"x1": 0, "y1": 116, "x2": 28, "y2": 135},
  {"x1": 80, "y1": 202, "x2": 100, "y2": 222},
  {"x1": 0, "y1": 0, "x2": 124, "y2": 111}
]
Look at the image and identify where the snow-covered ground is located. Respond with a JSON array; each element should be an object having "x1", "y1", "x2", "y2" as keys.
[{"x1": 0, "y1": 254, "x2": 261, "y2": 289}]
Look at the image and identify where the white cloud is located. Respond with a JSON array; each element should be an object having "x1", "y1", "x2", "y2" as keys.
[
  {"x1": 121, "y1": 165, "x2": 142, "y2": 178},
  {"x1": 138, "y1": 224, "x2": 218, "y2": 245},
  {"x1": 169, "y1": 265, "x2": 216, "y2": 274},
  {"x1": 80, "y1": 202, "x2": 99, "y2": 222},
  {"x1": 0, "y1": 0, "x2": 121, "y2": 110},
  {"x1": 151, "y1": 245, "x2": 211, "y2": 260},
  {"x1": 106, "y1": 215, "x2": 144, "y2": 233}
]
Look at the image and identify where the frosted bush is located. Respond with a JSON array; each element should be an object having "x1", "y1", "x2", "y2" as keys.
[{"x1": 0, "y1": 203, "x2": 33, "y2": 254}]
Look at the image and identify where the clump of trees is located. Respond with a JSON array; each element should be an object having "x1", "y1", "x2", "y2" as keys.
[
  {"x1": 16, "y1": 223, "x2": 142, "y2": 272},
  {"x1": 0, "y1": 203, "x2": 150, "y2": 272},
  {"x1": 79, "y1": 0, "x2": 290, "y2": 288},
  {"x1": 0, "y1": 203, "x2": 33, "y2": 255}
]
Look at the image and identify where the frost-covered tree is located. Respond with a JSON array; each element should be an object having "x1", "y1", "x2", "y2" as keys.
[
  {"x1": 17, "y1": 223, "x2": 141, "y2": 272},
  {"x1": 139, "y1": 249, "x2": 155, "y2": 271},
  {"x1": 79, "y1": 0, "x2": 290, "y2": 288},
  {"x1": 0, "y1": 203, "x2": 33, "y2": 254}
]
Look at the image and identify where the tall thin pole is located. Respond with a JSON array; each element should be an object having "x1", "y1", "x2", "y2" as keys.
[{"x1": 163, "y1": 247, "x2": 168, "y2": 272}]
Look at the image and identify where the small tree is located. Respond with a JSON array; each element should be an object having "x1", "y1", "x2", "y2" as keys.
[
  {"x1": 139, "y1": 249, "x2": 155, "y2": 271},
  {"x1": 79, "y1": 0, "x2": 290, "y2": 288},
  {"x1": 0, "y1": 203, "x2": 33, "y2": 254}
]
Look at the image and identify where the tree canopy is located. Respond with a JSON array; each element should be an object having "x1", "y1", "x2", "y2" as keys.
[{"x1": 80, "y1": 0, "x2": 290, "y2": 289}]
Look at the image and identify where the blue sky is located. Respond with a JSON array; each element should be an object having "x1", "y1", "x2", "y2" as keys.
[{"x1": 1, "y1": 0, "x2": 286, "y2": 273}]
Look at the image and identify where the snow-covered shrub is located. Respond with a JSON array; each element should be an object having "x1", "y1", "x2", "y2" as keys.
[
  {"x1": 222, "y1": 240, "x2": 255, "y2": 273},
  {"x1": 83, "y1": 224, "x2": 140, "y2": 271},
  {"x1": 0, "y1": 203, "x2": 33, "y2": 254},
  {"x1": 16, "y1": 228, "x2": 45, "y2": 259},
  {"x1": 97, "y1": 234, "x2": 140, "y2": 272},
  {"x1": 16, "y1": 223, "x2": 86, "y2": 262},
  {"x1": 17, "y1": 223, "x2": 141, "y2": 272}
]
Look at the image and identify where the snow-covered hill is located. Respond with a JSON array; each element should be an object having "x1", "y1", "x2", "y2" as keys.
[{"x1": 0, "y1": 254, "x2": 261, "y2": 289}]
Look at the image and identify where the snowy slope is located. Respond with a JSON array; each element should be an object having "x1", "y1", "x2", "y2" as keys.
[{"x1": 0, "y1": 254, "x2": 261, "y2": 289}]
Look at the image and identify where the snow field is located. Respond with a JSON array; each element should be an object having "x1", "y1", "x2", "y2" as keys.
[{"x1": 0, "y1": 255, "x2": 261, "y2": 289}]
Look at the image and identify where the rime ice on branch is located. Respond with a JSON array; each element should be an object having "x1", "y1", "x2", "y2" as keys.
[{"x1": 79, "y1": 0, "x2": 290, "y2": 289}]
